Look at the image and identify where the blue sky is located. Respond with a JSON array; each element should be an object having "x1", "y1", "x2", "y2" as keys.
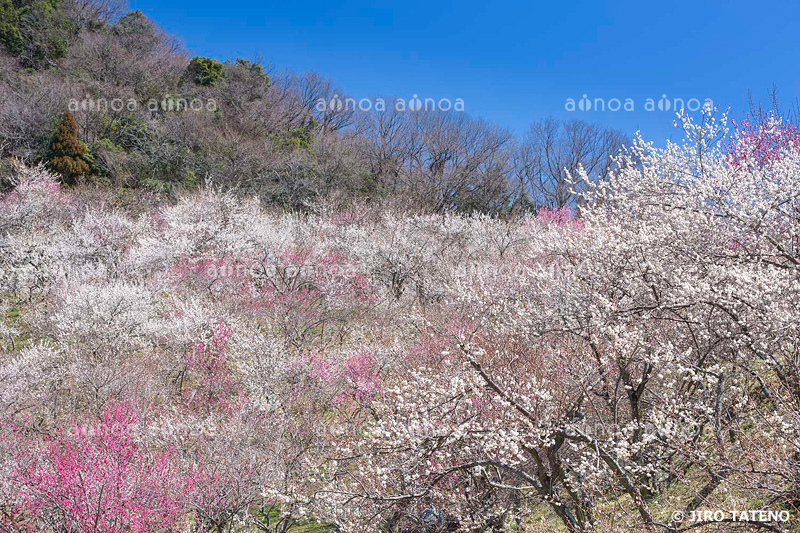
[{"x1": 130, "y1": 0, "x2": 800, "y2": 144}]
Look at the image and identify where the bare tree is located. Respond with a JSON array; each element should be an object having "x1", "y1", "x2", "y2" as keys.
[
  {"x1": 512, "y1": 118, "x2": 628, "y2": 210},
  {"x1": 398, "y1": 111, "x2": 512, "y2": 212},
  {"x1": 265, "y1": 71, "x2": 354, "y2": 134},
  {"x1": 60, "y1": 0, "x2": 127, "y2": 28},
  {"x1": 356, "y1": 103, "x2": 412, "y2": 194}
]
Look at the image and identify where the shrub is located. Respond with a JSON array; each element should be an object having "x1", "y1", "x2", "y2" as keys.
[
  {"x1": 186, "y1": 56, "x2": 225, "y2": 87},
  {"x1": 112, "y1": 9, "x2": 155, "y2": 36}
]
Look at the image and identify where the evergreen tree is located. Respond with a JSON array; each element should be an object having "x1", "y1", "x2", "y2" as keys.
[
  {"x1": 186, "y1": 56, "x2": 225, "y2": 86},
  {"x1": 0, "y1": 0, "x2": 23, "y2": 54},
  {"x1": 49, "y1": 111, "x2": 91, "y2": 183}
]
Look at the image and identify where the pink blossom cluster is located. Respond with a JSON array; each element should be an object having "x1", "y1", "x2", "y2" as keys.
[{"x1": 9, "y1": 402, "x2": 192, "y2": 532}]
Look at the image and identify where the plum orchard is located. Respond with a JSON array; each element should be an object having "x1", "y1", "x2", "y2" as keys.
[{"x1": 0, "y1": 112, "x2": 799, "y2": 532}]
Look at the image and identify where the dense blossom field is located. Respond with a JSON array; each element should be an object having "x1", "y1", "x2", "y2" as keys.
[{"x1": 1, "y1": 113, "x2": 799, "y2": 532}]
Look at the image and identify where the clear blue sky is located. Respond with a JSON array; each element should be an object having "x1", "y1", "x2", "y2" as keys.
[{"x1": 130, "y1": 0, "x2": 800, "y2": 144}]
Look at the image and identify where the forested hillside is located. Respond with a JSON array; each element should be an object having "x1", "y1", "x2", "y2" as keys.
[{"x1": 0, "y1": 0, "x2": 626, "y2": 213}]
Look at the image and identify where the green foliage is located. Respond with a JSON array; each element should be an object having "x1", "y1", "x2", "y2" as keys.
[
  {"x1": 89, "y1": 137, "x2": 124, "y2": 178},
  {"x1": 49, "y1": 111, "x2": 91, "y2": 183},
  {"x1": 140, "y1": 177, "x2": 170, "y2": 193},
  {"x1": 0, "y1": 0, "x2": 23, "y2": 54},
  {"x1": 140, "y1": 168, "x2": 197, "y2": 195},
  {"x1": 112, "y1": 10, "x2": 155, "y2": 36},
  {"x1": 356, "y1": 170, "x2": 379, "y2": 196},
  {"x1": 186, "y1": 56, "x2": 225, "y2": 86},
  {"x1": 234, "y1": 58, "x2": 269, "y2": 83},
  {"x1": 91, "y1": 137, "x2": 119, "y2": 152},
  {"x1": 274, "y1": 127, "x2": 313, "y2": 151},
  {"x1": 111, "y1": 9, "x2": 163, "y2": 58},
  {"x1": 14, "y1": 0, "x2": 74, "y2": 68},
  {"x1": 257, "y1": 506, "x2": 334, "y2": 532},
  {"x1": 0, "y1": 158, "x2": 16, "y2": 192},
  {"x1": 182, "y1": 169, "x2": 199, "y2": 189}
]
